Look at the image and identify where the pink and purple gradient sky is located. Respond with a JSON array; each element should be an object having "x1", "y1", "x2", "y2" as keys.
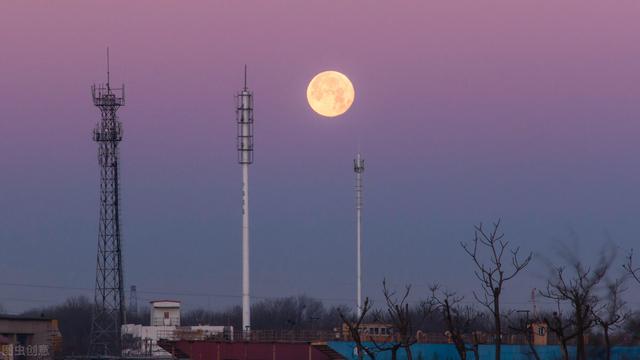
[{"x1": 1, "y1": 1, "x2": 640, "y2": 312}]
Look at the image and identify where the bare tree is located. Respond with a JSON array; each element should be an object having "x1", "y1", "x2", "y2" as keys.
[
  {"x1": 370, "y1": 333, "x2": 401, "y2": 360},
  {"x1": 460, "y1": 219, "x2": 532, "y2": 360},
  {"x1": 539, "y1": 247, "x2": 614, "y2": 360},
  {"x1": 543, "y1": 303, "x2": 573, "y2": 360},
  {"x1": 429, "y1": 285, "x2": 481, "y2": 360},
  {"x1": 338, "y1": 298, "x2": 377, "y2": 360},
  {"x1": 623, "y1": 249, "x2": 640, "y2": 285},
  {"x1": 592, "y1": 276, "x2": 628, "y2": 360},
  {"x1": 622, "y1": 312, "x2": 640, "y2": 344},
  {"x1": 506, "y1": 311, "x2": 541, "y2": 360},
  {"x1": 371, "y1": 280, "x2": 420, "y2": 360},
  {"x1": 251, "y1": 295, "x2": 325, "y2": 330}
]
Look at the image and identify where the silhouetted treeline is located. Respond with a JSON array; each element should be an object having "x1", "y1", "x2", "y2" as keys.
[
  {"x1": 21, "y1": 294, "x2": 473, "y2": 356},
  {"x1": 21, "y1": 296, "x2": 93, "y2": 356},
  {"x1": 181, "y1": 295, "x2": 347, "y2": 331},
  {"x1": 18, "y1": 291, "x2": 640, "y2": 358},
  {"x1": 20, "y1": 296, "x2": 148, "y2": 356},
  {"x1": 17, "y1": 220, "x2": 640, "y2": 360}
]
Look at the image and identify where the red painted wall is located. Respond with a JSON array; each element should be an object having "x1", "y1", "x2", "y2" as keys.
[{"x1": 164, "y1": 340, "x2": 334, "y2": 360}]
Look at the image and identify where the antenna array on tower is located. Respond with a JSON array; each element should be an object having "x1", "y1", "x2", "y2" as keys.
[{"x1": 237, "y1": 66, "x2": 254, "y2": 335}]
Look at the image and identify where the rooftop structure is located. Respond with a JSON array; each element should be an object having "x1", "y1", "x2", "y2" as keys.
[
  {"x1": 122, "y1": 301, "x2": 231, "y2": 358},
  {"x1": 150, "y1": 301, "x2": 181, "y2": 327}
]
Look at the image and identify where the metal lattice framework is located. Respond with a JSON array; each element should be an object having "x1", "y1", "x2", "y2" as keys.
[{"x1": 88, "y1": 74, "x2": 126, "y2": 358}]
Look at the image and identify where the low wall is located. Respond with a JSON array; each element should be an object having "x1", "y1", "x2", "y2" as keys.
[{"x1": 327, "y1": 342, "x2": 640, "y2": 360}]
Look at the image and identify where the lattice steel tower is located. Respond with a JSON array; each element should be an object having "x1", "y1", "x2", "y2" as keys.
[
  {"x1": 88, "y1": 49, "x2": 126, "y2": 358},
  {"x1": 237, "y1": 66, "x2": 254, "y2": 334}
]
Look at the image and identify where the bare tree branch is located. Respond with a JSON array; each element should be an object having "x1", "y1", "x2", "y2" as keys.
[
  {"x1": 623, "y1": 249, "x2": 640, "y2": 285},
  {"x1": 338, "y1": 298, "x2": 377, "y2": 360},
  {"x1": 592, "y1": 276, "x2": 629, "y2": 360},
  {"x1": 429, "y1": 285, "x2": 481, "y2": 360},
  {"x1": 460, "y1": 219, "x2": 532, "y2": 360},
  {"x1": 539, "y1": 244, "x2": 615, "y2": 360},
  {"x1": 378, "y1": 279, "x2": 418, "y2": 360}
]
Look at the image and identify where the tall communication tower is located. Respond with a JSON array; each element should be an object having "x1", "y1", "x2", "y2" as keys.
[
  {"x1": 88, "y1": 48, "x2": 126, "y2": 358},
  {"x1": 237, "y1": 66, "x2": 254, "y2": 334},
  {"x1": 354, "y1": 153, "x2": 365, "y2": 318}
]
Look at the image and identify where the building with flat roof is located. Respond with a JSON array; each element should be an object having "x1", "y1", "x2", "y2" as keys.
[
  {"x1": 122, "y1": 300, "x2": 232, "y2": 358},
  {"x1": 149, "y1": 301, "x2": 181, "y2": 327},
  {"x1": 0, "y1": 315, "x2": 61, "y2": 360}
]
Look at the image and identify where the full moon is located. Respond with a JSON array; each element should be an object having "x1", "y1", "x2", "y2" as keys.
[{"x1": 306, "y1": 70, "x2": 355, "y2": 117}]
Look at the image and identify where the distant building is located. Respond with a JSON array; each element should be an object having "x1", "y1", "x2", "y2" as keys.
[
  {"x1": 0, "y1": 335, "x2": 10, "y2": 360},
  {"x1": 121, "y1": 300, "x2": 232, "y2": 357},
  {"x1": 0, "y1": 315, "x2": 62, "y2": 360},
  {"x1": 531, "y1": 321, "x2": 549, "y2": 345},
  {"x1": 149, "y1": 301, "x2": 181, "y2": 327},
  {"x1": 340, "y1": 323, "x2": 395, "y2": 343}
]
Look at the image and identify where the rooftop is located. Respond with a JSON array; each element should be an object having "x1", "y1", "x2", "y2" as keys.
[{"x1": 0, "y1": 314, "x2": 53, "y2": 321}]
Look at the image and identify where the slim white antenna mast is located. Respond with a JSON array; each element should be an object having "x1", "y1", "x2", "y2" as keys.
[
  {"x1": 354, "y1": 152, "x2": 365, "y2": 318},
  {"x1": 237, "y1": 65, "x2": 254, "y2": 337}
]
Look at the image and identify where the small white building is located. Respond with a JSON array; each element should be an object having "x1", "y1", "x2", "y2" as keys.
[
  {"x1": 122, "y1": 300, "x2": 232, "y2": 357},
  {"x1": 150, "y1": 300, "x2": 181, "y2": 326}
]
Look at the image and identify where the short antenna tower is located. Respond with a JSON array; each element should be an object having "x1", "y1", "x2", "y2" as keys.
[
  {"x1": 244, "y1": 64, "x2": 247, "y2": 90},
  {"x1": 106, "y1": 47, "x2": 110, "y2": 89},
  {"x1": 354, "y1": 153, "x2": 365, "y2": 318}
]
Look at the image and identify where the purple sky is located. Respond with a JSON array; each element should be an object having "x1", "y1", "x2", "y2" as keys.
[{"x1": 1, "y1": 1, "x2": 640, "y2": 313}]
